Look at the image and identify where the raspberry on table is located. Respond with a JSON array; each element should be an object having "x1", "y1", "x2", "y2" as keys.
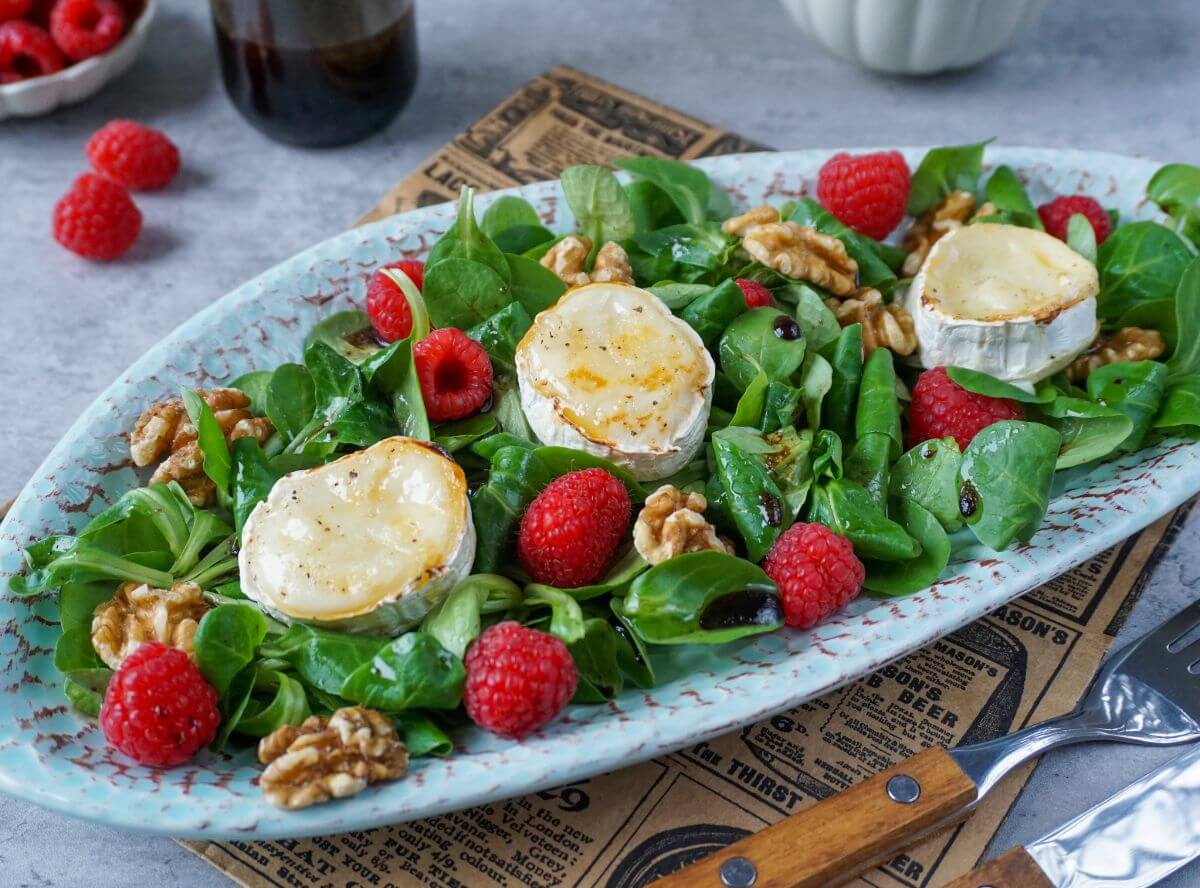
[
  {"x1": 86, "y1": 120, "x2": 180, "y2": 191},
  {"x1": 762, "y1": 522, "x2": 864, "y2": 628},
  {"x1": 1037, "y1": 195, "x2": 1112, "y2": 245},
  {"x1": 0, "y1": 0, "x2": 32, "y2": 22},
  {"x1": 463, "y1": 622, "x2": 578, "y2": 738},
  {"x1": 365, "y1": 259, "x2": 425, "y2": 342},
  {"x1": 518, "y1": 468, "x2": 631, "y2": 588},
  {"x1": 53, "y1": 172, "x2": 141, "y2": 261},
  {"x1": 735, "y1": 278, "x2": 773, "y2": 308},
  {"x1": 49, "y1": 0, "x2": 125, "y2": 61},
  {"x1": 0, "y1": 19, "x2": 64, "y2": 82},
  {"x1": 908, "y1": 366, "x2": 1024, "y2": 451},
  {"x1": 412, "y1": 327, "x2": 493, "y2": 421},
  {"x1": 817, "y1": 150, "x2": 911, "y2": 241},
  {"x1": 99, "y1": 641, "x2": 220, "y2": 767}
]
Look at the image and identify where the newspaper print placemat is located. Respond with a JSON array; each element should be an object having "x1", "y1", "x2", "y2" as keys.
[{"x1": 182, "y1": 66, "x2": 1192, "y2": 888}]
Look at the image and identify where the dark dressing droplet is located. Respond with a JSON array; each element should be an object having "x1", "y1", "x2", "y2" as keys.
[
  {"x1": 773, "y1": 316, "x2": 802, "y2": 341},
  {"x1": 760, "y1": 493, "x2": 784, "y2": 527},
  {"x1": 699, "y1": 590, "x2": 783, "y2": 630},
  {"x1": 920, "y1": 442, "x2": 937, "y2": 459},
  {"x1": 959, "y1": 480, "x2": 980, "y2": 518},
  {"x1": 611, "y1": 620, "x2": 648, "y2": 667},
  {"x1": 345, "y1": 326, "x2": 386, "y2": 350}
]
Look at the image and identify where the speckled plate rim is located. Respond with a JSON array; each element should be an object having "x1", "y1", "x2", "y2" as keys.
[{"x1": 0, "y1": 147, "x2": 1194, "y2": 840}]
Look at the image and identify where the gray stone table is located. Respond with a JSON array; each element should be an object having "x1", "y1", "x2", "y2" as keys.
[{"x1": 1, "y1": 0, "x2": 1198, "y2": 884}]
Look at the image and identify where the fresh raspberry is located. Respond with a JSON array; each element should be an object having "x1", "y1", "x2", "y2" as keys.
[
  {"x1": 817, "y1": 150, "x2": 911, "y2": 241},
  {"x1": 49, "y1": 0, "x2": 125, "y2": 61},
  {"x1": 86, "y1": 120, "x2": 180, "y2": 190},
  {"x1": 1037, "y1": 195, "x2": 1112, "y2": 245},
  {"x1": 52, "y1": 173, "x2": 141, "y2": 261},
  {"x1": 735, "y1": 278, "x2": 773, "y2": 308},
  {"x1": 464, "y1": 622, "x2": 578, "y2": 738},
  {"x1": 518, "y1": 468, "x2": 631, "y2": 588},
  {"x1": 365, "y1": 260, "x2": 424, "y2": 342},
  {"x1": 908, "y1": 366, "x2": 1024, "y2": 451},
  {"x1": 0, "y1": 0, "x2": 32, "y2": 22},
  {"x1": 0, "y1": 20, "x2": 64, "y2": 82},
  {"x1": 762, "y1": 522, "x2": 864, "y2": 628},
  {"x1": 99, "y1": 642, "x2": 220, "y2": 767},
  {"x1": 413, "y1": 327, "x2": 493, "y2": 421}
]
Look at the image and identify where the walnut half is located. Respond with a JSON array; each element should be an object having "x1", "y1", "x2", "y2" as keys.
[
  {"x1": 91, "y1": 581, "x2": 211, "y2": 670},
  {"x1": 826, "y1": 288, "x2": 918, "y2": 357},
  {"x1": 259, "y1": 707, "x2": 408, "y2": 810},
  {"x1": 740, "y1": 221, "x2": 858, "y2": 296},
  {"x1": 131, "y1": 387, "x2": 273, "y2": 506},
  {"x1": 634, "y1": 485, "x2": 733, "y2": 565},
  {"x1": 1067, "y1": 327, "x2": 1166, "y2": 382},
  {"x1": 540, "y1": 236, "x2": 634, "y2": 287}
]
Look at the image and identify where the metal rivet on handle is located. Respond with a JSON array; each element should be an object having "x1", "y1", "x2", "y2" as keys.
[
  {"x1": 886, "y1": 774, "x2": 921, "y2": 804},
  {"x1": 719, "y1": 856, "x2": 757, "y2": 888}
]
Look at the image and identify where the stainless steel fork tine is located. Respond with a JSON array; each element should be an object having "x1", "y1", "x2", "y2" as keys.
[{"x1": 1148, "y1": 598, "x2": 1200, "y2": 651}]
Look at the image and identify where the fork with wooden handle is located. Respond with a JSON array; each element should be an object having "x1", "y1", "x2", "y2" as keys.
[{"x1": 654, "y1": 597, "x2": 1200, "y2": 888}]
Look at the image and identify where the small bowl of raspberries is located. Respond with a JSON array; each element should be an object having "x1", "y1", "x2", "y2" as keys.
[{"x1": 0, "y1": 0, "x2": 156, "y2": 119}]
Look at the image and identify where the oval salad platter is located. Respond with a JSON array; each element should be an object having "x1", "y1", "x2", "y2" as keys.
[{"x1": 1, "y1": 147, "x2": 1198, "y2": 839}]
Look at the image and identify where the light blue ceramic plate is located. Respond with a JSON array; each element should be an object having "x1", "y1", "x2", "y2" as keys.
[{"x1": 0, "y1": 148, "x2": 1194, "y2": 839}]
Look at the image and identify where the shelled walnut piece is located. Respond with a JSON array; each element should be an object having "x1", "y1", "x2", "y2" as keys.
[
  {"x1": 540, "y1": 235, "x2": 634, "y2": 287},
  {"x1": 129, "y1": 387, "x2": 273, "y2": 506},
  {"x1": 259, "y1": 706, "x2": 408, "y2": 810},
  {"x1": 826, "y1": 288, "x2": 918, "y2": 356},
  {"x1": 722, "y1": 205, "x2": 858, "y2": 297},
  {"x1": 634, "y1": 484, "x2": 733, "y2": 565},
  {"x1": 901, "y1": 191, "x2": 978, "y2": 276},
  {"x1": 1066, "y1": 327, "x2": 1166, "y2": 382},
  {"x1": 91, "y1": 581, "x2": 210, "y2": 670}
]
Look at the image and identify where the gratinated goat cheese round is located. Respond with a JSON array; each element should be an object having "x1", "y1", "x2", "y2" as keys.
[
  {"x1": 238, "y1": 436, "x2": 475, "y2": 636},
  {"x1": 905, "y1": 224, "x2": 1100, "y2": 383},
  {"x1": 515, "y1": 282, "x2": 715, "y2": 481}
]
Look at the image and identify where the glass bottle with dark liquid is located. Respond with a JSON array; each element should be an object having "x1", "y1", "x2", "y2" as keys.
[{"x1": 210, "y1": 0, "x2": 418, "y2": 148}]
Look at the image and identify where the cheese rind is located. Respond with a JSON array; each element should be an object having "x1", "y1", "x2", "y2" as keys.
[
  {"x1": 515, "y1": 283, "x2": 714, "y2": 481},
  {"x1": 238, "y1": 436, "x2": 475, "y2": 635},
  {"x1": 907, "y1": 225, "x2": 1100, "y2": 383}
]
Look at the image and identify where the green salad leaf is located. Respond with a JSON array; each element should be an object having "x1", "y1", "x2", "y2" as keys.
[
  {"x1": 1037, "y1": 396, "x2": 1134, "y2": 469},
  {"x1": 560, "y1": 165, "x2": 637, "y2": 257},
  {"x1": 614, "y1": 157, "x2": 712, "y2": 225},
  {"x1": 983, "y1": 165, "x2": 1042, "y2": 230},
  {"x1": 862, "y1": 499, "x2": 951, "y2": 596},
  {"x1": 1086, "y1": 360, "x2": 1168, "y2": 451},
  {"x1": 427, "y1": 186, "x2": 511, "y2": 280},
  {"x1": 1147, "y1": 163, "x2": 1200, "y2": 247},
  {"x1": 1096, "y1": 221, "x2": 1193, "y2": 321},
  {"x1": 617, "y1": 551, "x2": 782, "y2": 645},
  {"x1": 889, "y1": 437, "x2": 963, "y2": 532},
  {"x1": 719, "y1": 307, "x2": 806, "y2": 392},
  {"x1": 959, "y1": 421, "x2": 1060, "y2": 550},
  {"x1": 908, "y1": 141, "x2": 989, "y2": 216},
  {"x1": 341, "y1": 632, "x2": 466, "y2": 712}
]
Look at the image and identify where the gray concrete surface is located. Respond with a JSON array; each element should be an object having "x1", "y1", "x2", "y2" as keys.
[{"x1": 1, "y1": 0, "x2": 1198, "y2": 884}]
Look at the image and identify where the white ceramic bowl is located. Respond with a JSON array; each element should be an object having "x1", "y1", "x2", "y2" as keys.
[
  {"x1": 779, "y1": 0, "x2": 1052, "y2": 74},
  {"x1": 0, "y1": 0, "x2": 156, "y2": 120}
]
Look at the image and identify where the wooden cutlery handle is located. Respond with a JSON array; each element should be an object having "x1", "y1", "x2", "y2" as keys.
[
  {"x1": 653, "y1": 747, "x2": 977, "y2": 888},
  {"x1": 942, "y1": 847, "x2": 1055, "y2": 888}
]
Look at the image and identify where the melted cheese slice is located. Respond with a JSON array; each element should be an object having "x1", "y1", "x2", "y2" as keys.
[
  {"x1": 239, "y1": 437, "x2": 473, "y2": 629},
  {"x1": 919, "y1": 224, "x2": 1099, "y2": 321},
  {"x1": 908, "y1": 224, "x2": 1100, "y2": 383},
  {"x1": 515, "y1": 283, "x2": 714, "y2": 480}
]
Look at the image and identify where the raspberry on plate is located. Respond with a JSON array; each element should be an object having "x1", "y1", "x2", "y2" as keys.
[
  {"x1": 0, "y1": 0, "x2": 32, "y2": 22},
  {"x1": 86, "y1": 120, "x2": 180, "y2": 191},
  {"x1": 817, "y1": 150, "x2": 911, "y2": 241},
  {"x1": 518, "y1": 468, "x2": 631, "y2": 588},
  {"x1": 464, "y1": 622, "x2": 578, "y2": 738},
  {"x1": 0, "y1": 19, "x2": 64, "y2": 82},
  {"x1": 50, "y1": 0, "x2": 125, "y2": 61},
  {"x1": 1037, "y1": 195, "x2": 1112, "y2": 245},
  {"x1": 762, "y1": 522, "x2": 865, "y2": 629},
  {"x1": 100, "y1": 642, "x2": 220, "y2": 767},
  {"x1": 365, "y1": 259, "x2": 424, "y2": 342},
  {"x1": 412, "y1": 327, "x2": 493, "y2": 421},
  {"x1": 908, "y1": 366, "x2": 1024, "y2": 451},
  {"x1": 735, "y1": 278, "x2": 773, "y2": 308},
  {"x1": 52, "y1": 172, "x2": 141, "y2": 261}
]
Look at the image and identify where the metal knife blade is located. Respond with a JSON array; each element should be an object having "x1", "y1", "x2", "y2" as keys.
[{"x1": 1027, "y1": 742, "x2": 1200, "y2": 887}]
